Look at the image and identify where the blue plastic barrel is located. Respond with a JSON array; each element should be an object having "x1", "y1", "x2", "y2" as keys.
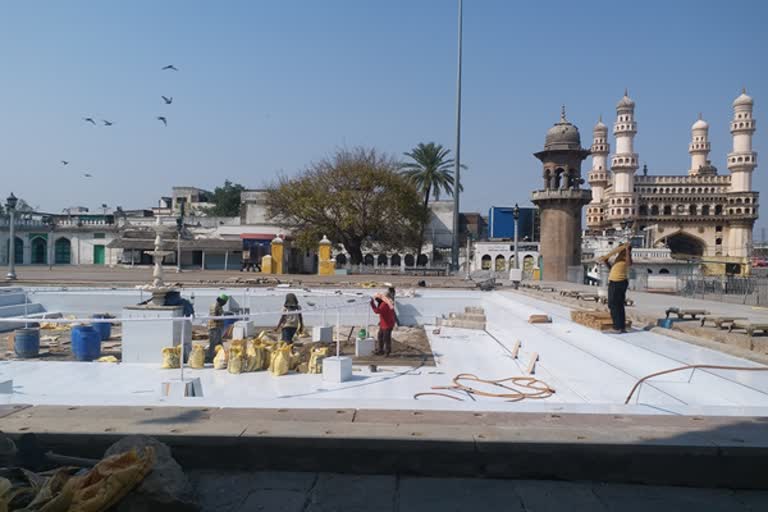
[
  {"x1": 71, "y1": 325, "x2": 101, "y2": 361},
  {"x1": 91, "y1": 315, "x2": 112, "y2": 341},
  {"x1": 223, "y1": 317, "x2": 237, "y2": 328},
  {"x1": 14, "y1": 328, "x2": 40, "y2": 358}
]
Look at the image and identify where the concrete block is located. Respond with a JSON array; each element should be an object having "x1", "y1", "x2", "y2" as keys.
[
  {"x1": 465, "y1": 306, "x2": 485, "y2": 314},
  {"x1": 355, "y1": 337, "x2": 375, "y2": 357},
  {"x1": 233, "y1": 320, "x2": 255, "y2": 340},
  {"x1": 160, "y1": 377, "x2": 203, "y2": 398},
  {"x1": 509, "y1": 268, "x2": 523, "y2": 282},
  {"x1": 122, "y1": 305, "x2": 192, "y2": 364},
  {"x1": 312, "y1": 326, "x2": 334, "y2": 342},
  {"x1": 323, "y1": 356, "x2": 352, "y2": 383}
]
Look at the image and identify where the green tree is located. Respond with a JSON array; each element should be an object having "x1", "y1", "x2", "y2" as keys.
[
  {"x1": 400, "y1": 142, "x2": 463, "y2": 259},
  {"x1": 265, "y1": 147, "x2": 425, "y2": 265},
  {"x1": 206, "y1": 180, "x2": 245, "y2": 216}
]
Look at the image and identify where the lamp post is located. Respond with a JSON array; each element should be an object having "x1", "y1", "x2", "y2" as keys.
[
  {"x1": 512, "y1": 203, "x2": 520, "y2": 269},
  {"x1": 176, "y1": 202, "x2": 185, "y2": 273},
  {"x1": 6, "y1": 193, "x2": 18, "y2": 280},
  {"x1": 450, "y1": 0, "x2": 463, "y2": 272},
  {"x1": 45, "y1": 216, "x2": 54, "y2": 270}
]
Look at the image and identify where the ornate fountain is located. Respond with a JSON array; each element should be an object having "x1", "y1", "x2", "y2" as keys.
[{"x1": 139, "y1": 216, "x2": 175, "y2": 305}]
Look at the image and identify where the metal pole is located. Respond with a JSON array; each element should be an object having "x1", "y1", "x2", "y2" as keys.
[
  {"x1": 514, "y1": 218, "x2": 519, "y2": 269},
  {"x1": 451, "y1": 0, "x2": 463, "y2": 272},
  {"x1": 176, "y1": 231, "x2": 182, "y2": 273},
  {"x1": 336, "y1": 309, "x2": 341, "y2": 358},
  {"x1": 465, "y1": 235, "x2": 471, "y2": 279},
  {"x1": 7, "y1": 208, "x2": 16, "y2": 280},
  {"x1": 180, "y1": 316, "x2": 186, "y2": 382}
]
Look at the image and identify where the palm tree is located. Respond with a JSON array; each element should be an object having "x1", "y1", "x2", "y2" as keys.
[{"x1": 401, "y1": 142, "x2": 464, "y2": 262}]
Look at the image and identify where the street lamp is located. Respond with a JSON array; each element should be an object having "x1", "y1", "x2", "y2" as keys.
[
  {"x1": 450, "y1": 0, "x2": 463, "y2": 272},
  {"x1": 44, "y1": 216, "x2": 54, "y2": 270},
  {"x1": 176, "y1": 202, "x2": 185, "y2": 273},
  {"x1": 6, "y1": 193, "x2": 18, "y2": 280},
  {"x1": 512, "y1": 203, "x2": 520, "y2": 269}
]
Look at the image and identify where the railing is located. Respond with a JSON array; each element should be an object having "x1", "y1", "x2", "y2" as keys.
[{"x1": 678, "y1": 275, "x2": 768, "y2": 306}]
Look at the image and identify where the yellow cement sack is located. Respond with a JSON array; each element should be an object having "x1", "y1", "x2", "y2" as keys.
[
  {"x1": 308, "y1": 346, "x2": 329, "y2": 374},
  {"x1": 96, "y1": 355, "x2": 119, "y2": 363},
  {"x1": 188, "y1": 344, "x2": 206, "y2": 369},
  {"x1": 228, "y1": 345, "x2": 245, "y2": 374},
  {"x1": 213, "y1": 345, "x2": 227, "y2": 370},
  {"x1": 161, "y1": 346, "x2": 180, "y2": 369},
  {"x1": 269, "y1": 345, "x2": 292, "y2": 376},
  {"x1": 262, "y1": 341, "x2": 278, "y2": 370},
  {"x1": 245, "y1": 340, "x2": 266, "y2": 372}
]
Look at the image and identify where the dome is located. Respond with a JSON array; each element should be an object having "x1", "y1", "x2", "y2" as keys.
[
  {"x1": 692, "y1": 114, "x2": 708, "y2": 131},
  {"x1": 593, "y1": 116, "x2": 608, "y2": 133},
  {"x1": 733, "y1": 88, "x2": 753, "y2": 108},
  {"x1": 616, "y1": 89, "x2": 635, "y2": 110},
  {"x1": 544, "y1": 107, "x2": 582, "y2": 150}
]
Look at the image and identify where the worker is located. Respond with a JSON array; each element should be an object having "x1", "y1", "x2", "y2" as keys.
[
  {"x1": 370, "y1": 292, "x2": 396, "y2": 356},
  {"x1": 385, "y1": 284, "x2": 400, "y2": 327},
  {"x1": 598, "y1": 243, "x2": 632, "y2": 333},
  {"x1": 207, "y1": 294, "x2": 229, "y2": 361},
  {"x1": 276, "y1": 293, "x2": 303, "y2": 343}
]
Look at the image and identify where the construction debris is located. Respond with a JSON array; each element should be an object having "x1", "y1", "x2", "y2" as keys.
[
  {"x1": 570, "y1": 309, "x2": 632, "y2": 331},
  {"x1": 528, "y1": 314, "x2": 552, "y2": 324},
  {"x1": 435, "y1": 307, "x2": 487, "y2": 330}
]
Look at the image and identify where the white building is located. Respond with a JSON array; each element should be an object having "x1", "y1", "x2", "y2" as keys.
[{"x1": 586, "y1": 89, "x2": 759, "y2": 275}]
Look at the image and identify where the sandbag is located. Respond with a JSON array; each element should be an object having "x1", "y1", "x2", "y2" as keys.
[
  {"x1": 213, "y1": 345, "x2": 227, "y2": 370},
  {"x1": 160, "y1": 347, "x2": 180, "y2": 369},
  {"x1": 228, "y1": 345, "x2": 245, "y2": 374},
  {"x1": 262, "y1": 341, "x2": 277, "y2": 370},
  {"x1": 269, "y1": 344, "x2": 292, "y2": 376},
  {"x1": 188, "y1": 344, "x2": 205, "y2": 369},
  {"x1": 245, "y1": 340, "x2": 266, "y2": 372},
  {"x1": 308, "y1": 346, "x2": 329, "y2": 374}
]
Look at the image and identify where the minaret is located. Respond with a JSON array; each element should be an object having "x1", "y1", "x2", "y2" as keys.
[
  {"x1": 689, "y1": 113, "x2": 711, "y2": 175},
  {"x1": 609, "y1": 89, "x2": 639, "y2": 226},
  {"x1": 727, "y1": 89, "x2": 758, "y2": 260},
  {"x1": 531, "y1": 107, "x2": 591, "y2": 281},
  {"x1": 587, "y1": 116, "x2": 609, "y2": 230},
  {"x1": 728, "y1": 89, "x2": 757, "y2": 192}
]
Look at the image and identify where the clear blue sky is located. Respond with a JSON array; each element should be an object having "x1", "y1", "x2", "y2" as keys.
[{"x1": 1, "y1": 1, "x2": 766, "y2": 231}]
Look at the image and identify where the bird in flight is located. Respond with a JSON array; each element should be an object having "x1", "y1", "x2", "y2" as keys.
[
  {"x1": 157, "y1": 116, "x2": 168, "y2": 126},
  {"x1": 161, "y1": 65, "x2": 178, "y2": 71},
  {"x1": 83, "y1": 173, "x2": 93, "y2": 178},
  {"x1": 161, "y1": 95, "x2": 173, "y2": 104},
  {"x1": 83, "y1": 117, "x2": 96, "y2": 125},
  {"x1": 60, "y1": 160, "x2": 69, "y2": 166},
  {"x1": 102, "y1": 120, "x2": 114, "y2": 126}
]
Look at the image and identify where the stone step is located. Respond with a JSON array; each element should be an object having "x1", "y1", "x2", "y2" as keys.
[{"x1": 448, "y1": 312, "x2": 486, "y2": 322}]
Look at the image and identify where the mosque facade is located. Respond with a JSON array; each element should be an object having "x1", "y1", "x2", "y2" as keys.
[{"x1": 586, "y1": 90, "x2": 758, "y2": 272}]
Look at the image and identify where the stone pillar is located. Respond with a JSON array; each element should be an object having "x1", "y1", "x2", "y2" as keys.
[
  {"x1": 271, "y1": 236, "x2": 284, "y2": 275},
  {"x1": 318, "y1": 235, "x2": 335, "y2": 276}
]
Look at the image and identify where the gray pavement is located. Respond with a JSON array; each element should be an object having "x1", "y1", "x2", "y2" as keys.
[{"x1": 188, "y1": 470, "x2": 768, "y2": 512}]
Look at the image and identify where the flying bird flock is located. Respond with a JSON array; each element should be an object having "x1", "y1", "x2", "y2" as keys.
[{"x1": 68, "y1": 64, "x2": 179, "y2": 176}]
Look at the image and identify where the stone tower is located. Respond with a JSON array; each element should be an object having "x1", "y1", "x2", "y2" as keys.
[
  {"x1": 689, "y1": 113, "x2": 712, "y2": 176},
  {"x1": 586, "y1": 117, "x2": 610, "y2": 230},
  {"x1": 531, "y1": 107, "x2": 592, "y2": 281},
  {"x1": 727, "y1": 89, "x2": 758, "y2": 258},
  {"x1": 608, "y1": 90, "x2": 639, "y2": 227}
]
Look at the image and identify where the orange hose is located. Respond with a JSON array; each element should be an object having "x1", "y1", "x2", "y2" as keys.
[{"x1": 625, "y1": 364, "x2": 768, "y2": 404}]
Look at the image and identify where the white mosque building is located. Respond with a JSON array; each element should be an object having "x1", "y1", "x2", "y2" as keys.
[{"x1": 586, "y1": 89, "x2": 758, "y2": 274}]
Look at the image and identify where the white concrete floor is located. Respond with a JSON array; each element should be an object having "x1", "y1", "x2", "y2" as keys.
[{"x1": 1, "y1": 289, "x2": 768, "y2": 416}]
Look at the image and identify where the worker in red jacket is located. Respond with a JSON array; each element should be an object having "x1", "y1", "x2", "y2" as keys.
[{"x1": 370, "y1": 293, "x2": 396, "y2": 356}]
